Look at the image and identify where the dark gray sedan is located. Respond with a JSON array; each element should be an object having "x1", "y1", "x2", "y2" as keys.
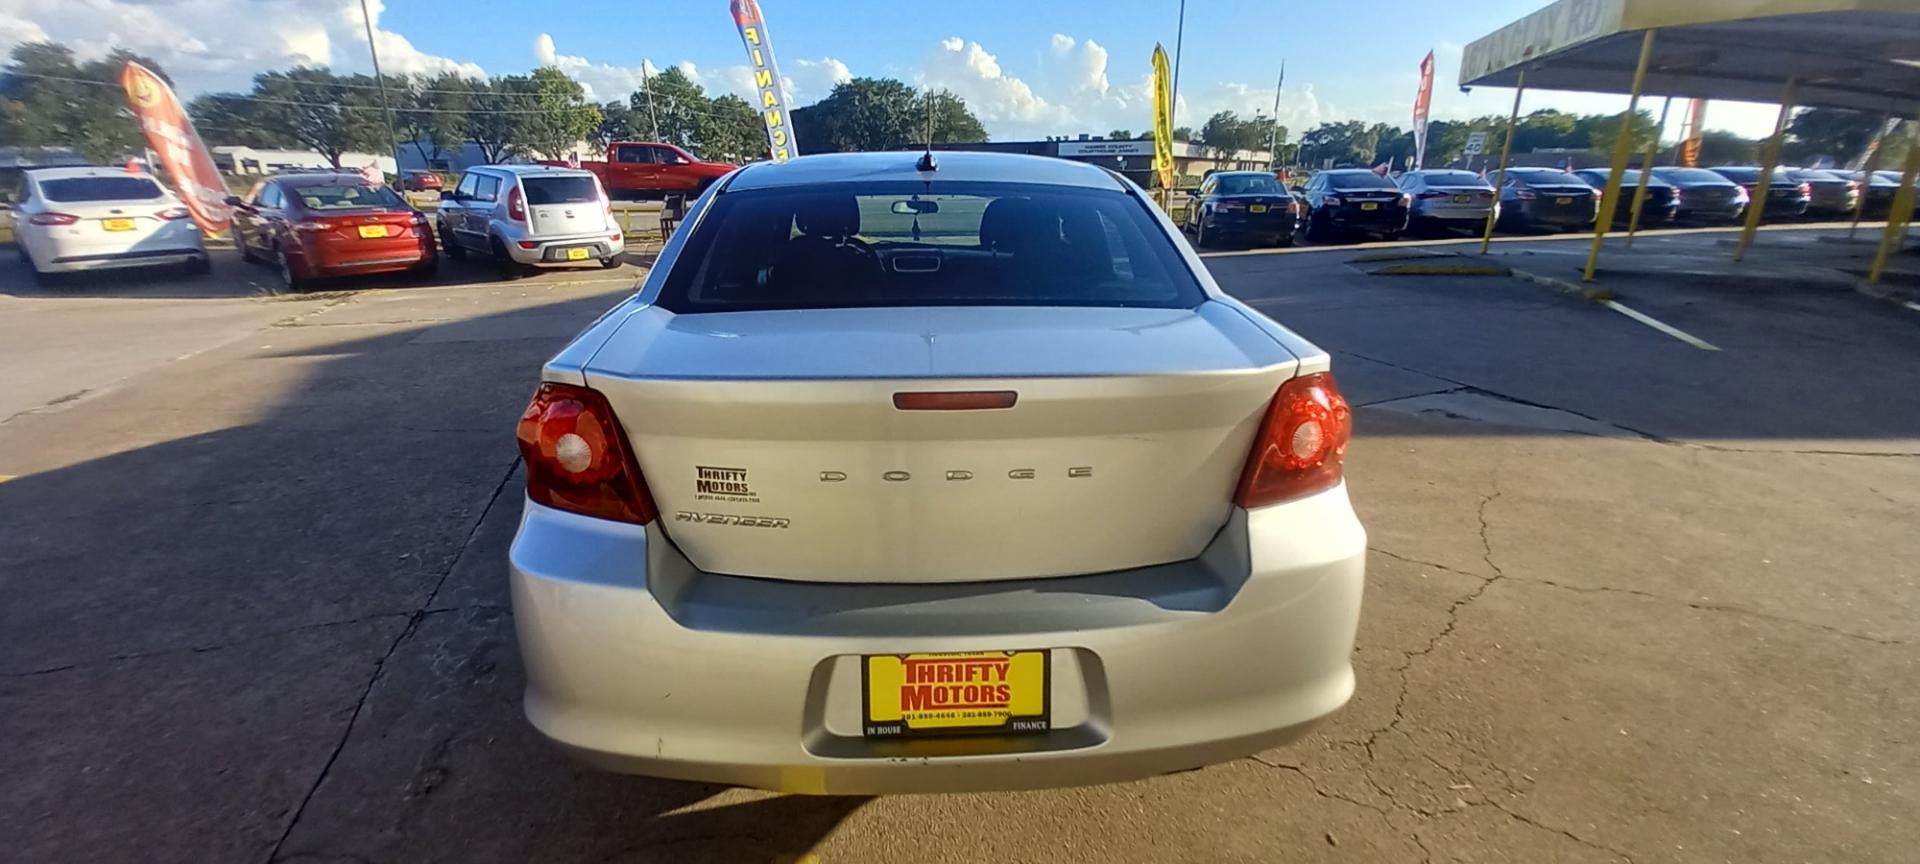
[
  {"x1": 1649, "y1": 167, "x2": 1748, "y2": 223},
  {"x1": 1396, "y1": 169, "x2": 1497, "y2": 234},
  {"x1": 1709, "y1": 167, "x2": 1809, "y2": 219},
  {"x1": 1571, "y1": 168, "x2": 1678, "y2": 226},
  {"x1": 1786, "y1": 169, "x2": 1858, "y2": 217},
  {"x1": 1495, "y1": 168, "x2": 1598, "y2": 232}
]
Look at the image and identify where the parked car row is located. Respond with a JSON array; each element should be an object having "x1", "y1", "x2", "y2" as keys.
[
  {"x1": 11, "y1": 163, "x2": 627, "y2": 290},
  {"x1": 1181, "y1": 162, "x2": 1918, "y2": 249}
]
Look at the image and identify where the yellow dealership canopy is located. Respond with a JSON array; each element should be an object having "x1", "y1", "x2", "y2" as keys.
[{"x1": 1460, "y1": 0, "x2": 1920, "y2": 114}]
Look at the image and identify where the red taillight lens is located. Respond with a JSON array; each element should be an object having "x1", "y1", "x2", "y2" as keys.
[
  {"x1": 507, "y1": 185, "x2": 526, "y2": 221},
  {"x1": 30, "y1": 212, "x2": 79, "y2": 226},
  {"x1": 1799, "y1": 182, "x2": 1812, "y2": 196},
  {"x1": 1235, "y1": 372, "x2": 1352, "y2": 509},
  {"x1": 1322, "y1": 195, "x2": 1343, "y2": 206},
  {"x1": 516, "y1": 382, "x2": 656, "y2": 524}
]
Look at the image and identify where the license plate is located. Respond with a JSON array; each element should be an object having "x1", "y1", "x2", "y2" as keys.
[
  {"x1": 1454, "y1": 195, "x2": 1472, "y2": 204},
  {"x1": 1248, "y1": 204, "x2": 1268, "y2": 213},
  {"x1": 1360, "y1": 202, "x2": 1379, "y2": 211},
  {"x1": 357, "y1": 225, "x2": 389, "y2": 239},
  {"x1": 565, "y1": 247, "x2": 591, "y2": 260},
  {"x1": 1772, "y1": 190, "x2": 1793, "y2": 198},
  {"x1": 1556, "y1": 197, "x2": 1572, "y2": 205},
  {"x1": 102, "y1": 218, "x2": 136, "y2": 232},
  {"x1": 863, "y1": 650, "x2": 1050, "y2": 737}
]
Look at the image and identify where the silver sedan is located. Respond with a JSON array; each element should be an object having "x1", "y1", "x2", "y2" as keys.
[
  {"x1": 1398, "y1": 169, "x2": 1498, "y2": 232},
  {"x1": 509, "y1": 151, "x2": 1368, "y2": 794}
]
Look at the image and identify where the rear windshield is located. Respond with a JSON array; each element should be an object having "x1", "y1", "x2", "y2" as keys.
[
  {"x1": 1506, "y1": 169, "x2": 1581, "y2": 184},
  {"x1": 1418, "y1": 170, "x2": 1485, "y2": 184},
  {"x1": 1654, "y1": 167, "x2": 1733, "y2": 184},
  {"x1": 1215, "y1": 174, "x2": 1282, "y2": 194},
  {"x1": 1788, "y1": 170, "x2": 1839, "y2": 182},
  {"x1": 1326, "y1": 172, "x2": 1396, "y2": 190},
  {"x1": 524, "y1": 175, "x2": 600, "y2": 205},
  {"x1": 657, "y1": 182, "x2": 1205, "y2": 313},
  {"x1": 39, "y1": 176, "x2": 164, "y2": 202},
  {"x1": 290, "y1": 184, "x2": 406, "y2": 210}
]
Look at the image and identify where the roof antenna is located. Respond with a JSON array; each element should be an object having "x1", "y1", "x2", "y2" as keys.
[{"x1": 917, "y1": 87, "x2": 938, "y2": 172}]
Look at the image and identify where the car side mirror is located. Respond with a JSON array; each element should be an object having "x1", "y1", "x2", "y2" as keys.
[
  {"x1": 1289, "y1": 184, "x2": 1305, "y2": 193},
  {"x1": 223, "y1": 195, "x2": 253, "y2": 212},
  {"x1": 439, "y1": 190, "x2": 457, "y2": 201}
]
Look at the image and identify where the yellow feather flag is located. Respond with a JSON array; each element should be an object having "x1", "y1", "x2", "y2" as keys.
[{"x1": 1152, "y1": 44, "x2": 1174, "y2": 192}]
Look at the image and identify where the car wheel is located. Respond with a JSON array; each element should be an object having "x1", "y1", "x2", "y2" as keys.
[
  {"x1": 599, "y1": 254, "x2": 623, "y2": 270},
  {"x1": 275, "y1": 245, "x2": 311, "y2": 292},
  {"x1": 233, "y1": 227, "x2": 257, "y2": 263},
  {"x1": 182, "y1": 255, "x2": 212, "y2": 278},
  {"x1": 439, "y1": 222, "x2": 464, "y2": 259},
  {"x1": 1303, "y1": 211, "x2": 1325, "y2": 242},
  {"x1": 1195, "y1": 219, "x2": 1212, "y2": 249},
  {"x1": 491, "y1": 238, "x2": 525, "y2": 281},
  {"x1": 1274, "y1": 228, "x2": 1296, "y2": 248},
  {"x1": 412, "y1": 255, "x2": 439, "y2": 281},
  {"x1": 1380, "y1": 230, "x2": 1402, "y2": 242}
]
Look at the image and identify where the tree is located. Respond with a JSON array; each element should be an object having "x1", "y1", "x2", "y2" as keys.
[
  {"x1": 1784, "y1": 107, "x2": 1881, "y2": 165},
  {"x1": 1107, "y1": 129, "x2": 1133, "y2": 140},
  {"x1": 186, "y1": 92, "x2": 278, "y2": 148},
  {"x1": 501, "y1": 67, "x2": 600, "y2": 160},
  {"x1": 0, "y1": 42, "x2": 171, "y2": 162},
  {"x1": 1299, "y1": 120, "x2": 1376, "y2": 167},
  {"x1": 631, "y1": 67, "x2": 708, "y2": 151},
  {"x1": 697, "y1": 94, "x2": 765, "y2": 162},
  {"x1": 1696, "y1": 129, "x2": 1758, "y2": 166},
  {"x1": 1573, "y1": 109, "x2": 1656, "y2": 153},
  {"x1": 595, "y1": 100, "x2": 639, "y2": 148},
  {"x1": 1172, "y1": 126, "x2": 1192, "y2": 142},
  {"x1": 250, "y1": 68, "x2": 388, "y2": 167},
  {"x1": 459, "y1": 77, "x2": 517, "y2": 163},
  {"x1": 789, "y1": 78, "x2": 984, "y2": 153}
]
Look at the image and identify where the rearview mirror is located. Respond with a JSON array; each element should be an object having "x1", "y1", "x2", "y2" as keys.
[{"x1": 891, "y1": 199, "x2": 941, "y2": 215}]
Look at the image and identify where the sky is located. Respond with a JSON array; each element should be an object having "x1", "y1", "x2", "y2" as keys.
[{"x1": 0, "y1": 0, "x2": 1788, "y2": 144}]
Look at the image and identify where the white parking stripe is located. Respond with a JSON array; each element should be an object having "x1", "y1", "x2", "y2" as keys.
[{"x1": 1602, "y1": 300, "x2": 1722, "y2": 351}]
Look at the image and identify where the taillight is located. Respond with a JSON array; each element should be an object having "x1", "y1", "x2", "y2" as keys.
[
  {"x1": 507, "y1": 185, "x2": 526, "y2": 221},
  {"x1": 1235, "y1": 372, "x2": 1352, "y2": 509},
  {"x1": 516, "y1": 382, "x2": 656, "y2": 524},
  {"x1": 1322, "y1": 195, "x2": 1343, "y2": 206},
  {"x1": 155, "y1": 206, "x2": 192, "y2": 221},
  {"x1": 293, "y1": 221, "x2": 334, "y2": 232},
  {"x1": 1798, "y1": 182, "x2": 1812, "y2": 196},
  {"x1": 1515, "y1": 190, "x2": 1537, "y2": 200},
  {"x1": 29, "y1": 212, "x2": 79, "y2": 226}
]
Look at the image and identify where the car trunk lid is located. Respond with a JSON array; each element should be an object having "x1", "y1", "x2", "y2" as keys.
[
  {"x1": 522, "y1": 174, "x2": 611, "y2": 237},
  {"x1": 584, "y1": 303, "x2": 1298, "y2": 583}
]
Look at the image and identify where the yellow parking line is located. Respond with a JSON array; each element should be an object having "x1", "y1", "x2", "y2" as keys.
[{"x1": 1602, "y1": 300, "x2": 1721, "y2": 351}]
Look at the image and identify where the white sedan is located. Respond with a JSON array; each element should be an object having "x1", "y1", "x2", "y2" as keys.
[
  {"x1": 12, "y1": 166, "x2": 209, "y2": 281},
  {"x1": 509, "y1": 151, "x2": 1366, "y2": 794}
]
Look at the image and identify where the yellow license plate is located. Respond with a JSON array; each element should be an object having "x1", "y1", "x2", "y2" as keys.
[
  {"x1": 566, "y1": 247, "x2": 591, "y2": 260},
  {"x1": 1248, "y1": 204, "x2": 1268, "y2": 213},
  {"x1": 1556, "y1": 197, "x2": 1572, "y2": 205},
  {"x1": 864, "y1": 651, "x2": 1050, "y2": 737},
  {"x1": 1360, "y1": 202, "x2": 1379, "y2": 211},
  {"x1": 357, "y1": 225, "x2": 389, "y2": 238},
  {"x1": 102, "y1": 218, "x2": 136, "y2": 232},
  {"x1": 1454, "y1": 195, "x2": 1472, "y2": 204}
]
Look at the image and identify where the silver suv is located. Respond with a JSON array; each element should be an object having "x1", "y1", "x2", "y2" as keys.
[{"x1": 437, "y1": 165, "x2": 623, "y2": 276}]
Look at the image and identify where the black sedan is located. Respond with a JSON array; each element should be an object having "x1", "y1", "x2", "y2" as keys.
[
  {"x1": 1182, "y1": 171, "x2": 1298, "y2": 248},
  {"x1": 1571, "y1": 168, "x2": 1678, "y2": 227},
  {"x1": 1294, "y1": 169, "x2": 1409, "y2": 243},
  {"x1": 1495, "y1": 167, "x2": 1598, "y2": 232},
  {"x1": 1708, "y1": 167, "x2": 1810, "y2": 219},
  {"x1": 1649, "y1": 167, "x2": 1748, "y2": 223}
]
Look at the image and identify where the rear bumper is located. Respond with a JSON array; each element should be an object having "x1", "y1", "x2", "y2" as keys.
[
  {"x1": 1325, "y1": 209, "x2": 1408, "y2": 231},
  {"x1": 501, "y1": 231, "x2": 622, "y2": 266},
  {"x1": 1203, "y1": 212, "x2": 1297, "y2": 238},
  {"x1": 509, "y1": 485, "x2": 1366, "y2": 794},
  {"x1": 41, "y1": 245, "x2": 205, "y2": 273}
]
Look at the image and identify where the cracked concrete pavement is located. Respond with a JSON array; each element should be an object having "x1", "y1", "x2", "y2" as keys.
[{"x1": 3, "y1": 229, "x2": 1917, "y2": 863}]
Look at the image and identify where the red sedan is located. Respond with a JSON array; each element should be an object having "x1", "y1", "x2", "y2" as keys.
[
  {"x1": 402, "y1": 170, "x2": 444, "y2": 192},
  {"x1": 227, "y1": 174, "x2": 437, "y2": 290}
]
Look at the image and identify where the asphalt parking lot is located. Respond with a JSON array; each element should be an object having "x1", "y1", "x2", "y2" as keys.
[{"x1": 3, "y1": 226, "x2": 1916, "y2": 863}]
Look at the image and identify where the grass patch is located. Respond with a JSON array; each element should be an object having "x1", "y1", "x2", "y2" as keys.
[{"x1": 1371, "y1": 263, "x2": 1512, "y2": 277}]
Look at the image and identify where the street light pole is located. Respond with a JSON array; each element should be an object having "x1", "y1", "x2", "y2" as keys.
[
  {"x1": 1268, "y1": 60, "x2": 1285, "y2": 169},
  {"x1": 359, "y1": 0, "x2": 400, "y2": 178}
]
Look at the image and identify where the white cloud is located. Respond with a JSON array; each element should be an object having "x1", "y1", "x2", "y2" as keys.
[
  {"x1": 918, "y1": 36, "x2": 1072, "y2": 139},
  {"x1": 533, "y1": 32, "x2": 656, "y2": 103},
  {"x1": 0, "y1": 0, "x2": 482, "y2": 95}
]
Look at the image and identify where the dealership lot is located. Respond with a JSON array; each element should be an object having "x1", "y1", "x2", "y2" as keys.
[{"x1": 2, "y1": 229, "x2": 1916, "y2": 863}]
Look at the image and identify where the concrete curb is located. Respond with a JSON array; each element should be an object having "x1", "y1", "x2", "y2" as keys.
[
  {"x1": 1503, "y1": 264, "x2": 1616, "y2": 301},
  {"x1": 1371, "y1": 262, "x2": 1512, "y2": 276}
]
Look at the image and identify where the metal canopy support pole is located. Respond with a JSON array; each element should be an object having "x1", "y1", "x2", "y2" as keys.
[
  {"x1": 1626, "y1": 95, "x2": 1673, "y2": 248},
  {"x1": 1735, "y1": 76, "x2": 1797, "y2": 262},
  {"x1": 1869, "y1": 122, "x2": 1920, "y2": 285},
  {"x1": 1480, "y1": 68, "x2": 1526, "y2": 255},
  {"x1": 1584, "y1": 29, "x2": 1656, "y2": 283},
  {"x1": 1850, "y1": 108, "x2": 1895, "y2": 240}
]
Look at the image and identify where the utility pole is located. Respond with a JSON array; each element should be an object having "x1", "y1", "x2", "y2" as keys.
[
  {"x1": 359, "y1": 0, "x2": 400, "y2": 177},
  {"x1": 1171, "y1": 0, "x2": 1186, "y2": 134},
  {"x1": 640, "y1": 64, "x2": 660, "y2": 140},
  {"x1": 1268, "y1": 60, "x2": 1285, "y2": 169}
]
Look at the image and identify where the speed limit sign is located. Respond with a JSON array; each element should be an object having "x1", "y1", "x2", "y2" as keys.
[{"x1": 1464, "y1": 131, "x2": 1489, "y2": 156}]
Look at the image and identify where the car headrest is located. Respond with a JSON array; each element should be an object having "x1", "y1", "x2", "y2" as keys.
[
  {"x1": 794, "y1": 194, "x2": 859, "y2": 239},
  {"x1": 980, "y1": 197, "x2": 1051, "y2": 253}
]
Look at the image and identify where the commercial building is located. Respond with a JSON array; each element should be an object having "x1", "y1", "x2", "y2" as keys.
[{"x1": 933, "y1": 137, "x2": 1274, "y2": 188}]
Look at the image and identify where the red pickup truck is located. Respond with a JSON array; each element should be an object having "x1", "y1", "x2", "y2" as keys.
[{"x1": 540, "y1": 142, "x2": 735, "y2": 200}]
